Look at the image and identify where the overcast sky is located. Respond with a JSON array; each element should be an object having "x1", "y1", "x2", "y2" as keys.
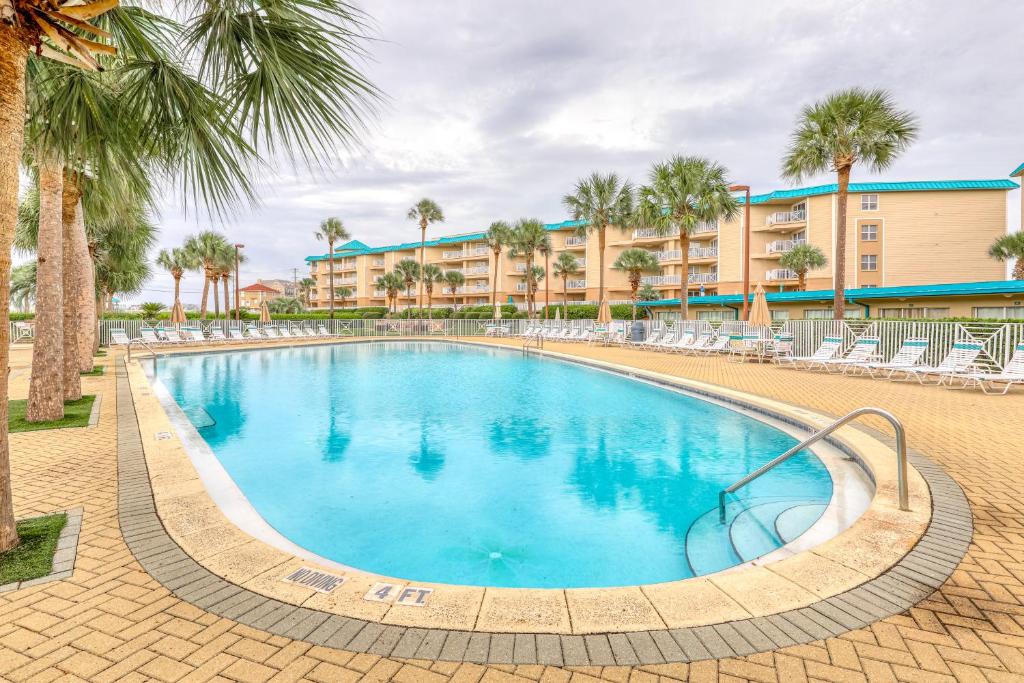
[{"x1": 141, "y1": 0, "x2": 1023, "y2": 305}]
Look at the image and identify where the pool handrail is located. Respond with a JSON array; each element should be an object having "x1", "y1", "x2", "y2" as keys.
[{"x1": 718, "y1": 406, "x2": 909, "y2": 523}]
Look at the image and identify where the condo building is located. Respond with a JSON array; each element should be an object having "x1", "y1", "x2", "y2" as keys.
[{"x1": 304, "y1": 178, "x2": 1018, "y2": 317}]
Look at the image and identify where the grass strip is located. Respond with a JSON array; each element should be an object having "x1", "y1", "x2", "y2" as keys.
[
  {"x1": 0, "y1": 513, "x2": 67, "y2": 585},
  {"x1": 8, "y1": 396, "x2": 96, "y2": 432}
]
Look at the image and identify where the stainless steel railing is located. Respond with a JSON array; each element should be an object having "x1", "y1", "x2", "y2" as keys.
[{"x1": 718, "y1": 406, "x2": 909, "y2": 523}]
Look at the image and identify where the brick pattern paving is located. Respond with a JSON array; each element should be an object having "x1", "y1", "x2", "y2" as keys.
[{"x1": 2, "y1": 342, "x2": 1024, "y2": 682}]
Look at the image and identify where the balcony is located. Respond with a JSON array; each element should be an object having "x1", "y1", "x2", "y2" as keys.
[
  {"x1": 689, "y1": 246, "x2": 718, "y2": 259},
  {"x1": 566, "y1": 279, "x2": 587, "y2": 290},
  {"x1": 765, "y1": 239, "x2": 806, "y2": 254},
  {"x1": 564, "y1": 235, "x2": 587, "y2": 247},
  {"x1": 514, "y1": 263, "x2": 528, "y2": 273},
  {"x1": 373, "y1": 289, "x2": 386, "y2": 297},
  {"x1": 372, "y1": 259, "x2": 385, "y2": 267},
  {"x1": 688, "y1": 272, "x2": 717, "y2": 284},
  {"x1": 651, "y1": 249, "x2": 681, "y2": 262},
  {"x1": 455, "y1": 284, "x2": 490, "y2": 294},
  {"x1": 632, "y1": 221, "x2": 717, "y2": 241},
  {"x1": 335, "y1": 277, "x2": 357, "y2": 285},
  {"x1": 442, "y1": 250, "x2": 465, "y2": 259},
  {"x1": 766, "y1": 210, "x2": 806, "y2": 226},
  {"x1": 766, "y1": 268, "x2": 798, "y2": 282},
  {"x1": 465, "y1": 265, "x2": 489, "y2": 276},
  {"x1": 641, "y1": 275, "x2": 682, "y2": 286}
]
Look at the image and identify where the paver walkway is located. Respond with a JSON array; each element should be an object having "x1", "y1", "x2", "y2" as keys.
[{"x1": 2, "y1": 340, "x2": 1024, "y2": 682}]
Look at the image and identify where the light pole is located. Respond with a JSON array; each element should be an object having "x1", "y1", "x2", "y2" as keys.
[
  {"x1": 234, "y1": 243, "x2": 244, "y2": 322},
  {"x1": 730, "y1": 185, "x2": 751, "y2": 321}
]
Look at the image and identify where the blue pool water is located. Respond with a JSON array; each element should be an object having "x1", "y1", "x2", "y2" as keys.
[{"x1": 155, "y1": 341, "x2": 833, "y2": 588}]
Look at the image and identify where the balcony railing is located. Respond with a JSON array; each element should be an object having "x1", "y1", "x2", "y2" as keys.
[
  {"x1": 455, "y1": 285, "x2": 489, "y2": 294},
  {"x1": 566, "y1": 279, "x2": 587, "y2": 290},
  {"x1": 766, "y1": 239, "x2": 806, "y2": 254},
  {"x1": 766, "y1": 268, "x2": 798, "y2": 281},
  {"x1": 565, "y1": 236, "x2": 587, "y2": 247},
  {"x1": 443, "y1": 247, "x2": 489, "y2": 259},
  {"x1": 689, "y1": 246, "x2": 718, "y2": 259},
  {"x1": 514, "y1": 263, "x2": 527, "y2": 273},
  {"x1": 372, "y1": 259, "x2": 385, "y2": 267},
  {"x1": 651, "y1": 249, "x2": 681, "y2": 262},
  {"x1": 632, "y1": 221, "x2": 717, "y2": 240},
  {"x1": 689, "y1": 272, "x2": 718, "y2": 284},
  {"x1": 641, "y1": 275, "x2": 682, "y2": 286},
  {"x1": 373, "y1": 289, "x2": 386, "y2": 297},
  {"x1": 335, "y1": 277, "x2": 357, "y2": 285},
  {"x1": 766, "y1": 210, "x2": 806, "y2": 225},
  {"x1": 442, "y1": 250, "x2": 465, "y2": 259}
]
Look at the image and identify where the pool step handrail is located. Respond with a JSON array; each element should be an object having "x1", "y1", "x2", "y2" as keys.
[
  {"x1": 127, "y1": 337, "x2": 161, "y2": 361},
  {"x1": 718, "y1": 407, "x2": 909, "y2": 523},
  {"x1": 523, "y1": 333, "x2": 544, "y2": 355}
]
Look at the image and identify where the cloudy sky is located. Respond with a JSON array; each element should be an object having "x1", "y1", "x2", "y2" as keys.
[{"x1": 142, "y1": 0, "x2": 1023, "y2": 305}]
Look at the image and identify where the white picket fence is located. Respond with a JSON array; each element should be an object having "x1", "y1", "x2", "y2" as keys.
[{"x1": 13, "y1": 318, "x2": 1024, "y2": 372}]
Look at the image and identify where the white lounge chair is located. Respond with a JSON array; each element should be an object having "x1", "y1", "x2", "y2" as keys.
[
  {"x1": 679, "y1": 331, "x2": 714, "y2": 354},
  {"x1": 664, "y1": 331, "x2": 697, "y2": 353},
  {"x1": 953, "y1": 342, "x2": 1024, "y2": 394},
  {"x1": 647, "y1": 331, "x2": 677, "y2": 351},
  {"x1": 811, "y1": 336, "x2": 881, "y2": 373},
  {"x1": 139, "y1": 327, "x2": 166, "y2": 345},
  {"x1": 855, "y1": 338, "x2": 930, "y2": 379},
  {"x1": 109, "y1": 329, "x2": 132, "y2": 346},
  {"x1": 163, "y1": 329, "x2": 186, "y2": 344},
  {"x1": 898, "y1": 340, "x2": 984, "y2": 385},
  {"x1": 181, "y1": 327, "x2": 207, "y2": 343},
  {"x1": 278, "y1": 326, "x2": 294, "y2": 338},
  {"x1": 263, "y1": 326, "x2": 281, "y2": 339},
  {"x1": 763, "y1": 334, "x2": 795, "y2": 362},
  {"x1": 317, "y1": 324, "x2": 335, "y2": 337},
  {"x1": 633, "y1": 329, "x2": 665, "y2": 349},
  {"x1": 228, "y1": 328, "x2": 246, "y2": 341},
  {"x1": 776, "y1": 335, "x2": 844, "y2": 368},
  {"x1": 728, "y1": 333, "x2": 763, "y2": 361},
  {"x1": 693, "y1": 334, "x2": 731, "y2": 355}
]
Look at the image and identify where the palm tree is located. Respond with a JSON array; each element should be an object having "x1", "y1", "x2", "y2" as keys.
[
  {"x1": 0, "y1": 0, "x2": 381, "y2": 555},
  {"x1": 508, "y1": 218, "x2": 549, "y2": 318},
  {"x1": 9, "y1": 262, "x2": 36, "y2": 312},
  {"x1": 314, "y1": 217, "x2": 350, "y2": 320},
  {"x1": 156, "y1": 248, "x2": 198, "y2": 318},
  {"x1": 268, "y1": 297, "x2": 304, "y2": 314},
  {"x1": 183, "y1": 232, "x2": 231, "y2": 319},
  {"x1": 779, "y1": 244, "x2": 828, "y2": 291},
  {"x1": 394, "y1": 258, "x2": 421, "y2": 308},
  {"x1": 299, "y1": 277, "x2": 317, "y2": 307},
  {"x1": 525, "y1": 265, "x2": 545, "y2": 311},
  {"x1": 637, "y1": 284, "x2": 661, "y2": 302},
  {"x1": 407, "y1": 199, "x2": 444, "y2": 309},
  {"x1": 552, "y1": 252, "x2": 580, "y2": 315},
  {"x1": 443, "y1": 270, "x2": 466, "y2": 309},
  {"x1": 563, "y1": 173, "x2": 634, "y2": 318},
  {"x1": 538, "y1": 234, "x2": 553, "y2": 319},
  {"x1": 420, "y1": 263, "x2": 444, "y2": 317},
  {"x1": 375, "y1": 273, "x2": 403, "y2": 313},
  {"x1": 782, "y1": 88, "x2": 918, "y2": 318},
  {"x1": 140, "y1": 302, "x2": 166, "y2": 319},
  {"x1": 989, "y1": 233, "x2": 1024, "y2": 280},
  {"x1": 613, "y1": 248, "x2": 662, "y2": 320},
  {"x1": 485, "y1": 221, "x2": 511, "y2": 309},
  {"x1": 634, "y1": 155, "x2": 738, "y2": 320},
  {"x1": 335, "y1": 286, "x2": 353, "y2": 309}
]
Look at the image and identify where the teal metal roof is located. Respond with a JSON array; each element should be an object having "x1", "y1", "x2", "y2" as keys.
[
  {"x1": 333, "y1": 239, "x2": 370, "y2": 253},
  {"x1": 638, "y1": 280, "x2": 1024, "y2": 308},
  {"x1": 741, "y1": 179, "x2": 1018, "y2": 205},
  {"x1": 1011, "y1": 163, "x2": 1024, "y2": 178}
]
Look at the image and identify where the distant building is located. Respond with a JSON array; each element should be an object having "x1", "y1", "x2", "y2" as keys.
[{"x1": 238, "y1": 282, "x2": 286, "y2": 311}]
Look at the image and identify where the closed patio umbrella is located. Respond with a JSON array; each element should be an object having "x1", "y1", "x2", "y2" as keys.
[
  {"x1": 748, "y1": 283, "x2": 772, "y2": 328},
  {"x1": 494, "y1": 302, "x2": 502, "y2": 320},
  {"x1": 597, "y1": 299, "x2": 612, "y2": 324},
  {"x1": 259, "y1": 300, "x2": 272, "y2": 323},
  {"x1": 554, "y1": 307, "x2": 561, "y2": 321}
]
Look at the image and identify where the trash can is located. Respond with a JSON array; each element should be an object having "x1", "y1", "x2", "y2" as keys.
[{"x1": 631, "y1": 321, "x2": 646, "y2": 343}]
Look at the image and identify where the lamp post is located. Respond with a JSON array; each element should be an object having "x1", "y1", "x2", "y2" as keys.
[
  {"x1": 730, "y1": 185, "x2": 751, "y2": 320},
  {"x1": 234, "y1": 243, "x2": 244, "y2": 322}
]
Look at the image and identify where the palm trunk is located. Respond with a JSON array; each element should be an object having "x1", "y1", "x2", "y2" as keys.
[
  {"x1": 491, "y1": 249, "x2": 499, "y2": 308},
  {"x1": 27, "y1": 156, "x2": 66, "y2": 422},
  {"x1": 631, "y1": 277, "x2": 640, "y2": 321},
  {"x1": 544, "y1": 252, "x2": 550, "y2": 320},
  {"x1": 562, "y1": 275, "x2": 568, "y2": 315},
  {"x1": 222, "y1": 274, "x2": 230, "y2": 322},
  {"x1": 525, "y1": 255, "x2": 534, "y2": 318},
  {"x1": 60, "y1": 173, "x2": 82, "y2": 401},
  {"x1": 174, "y1": 275, "x2": 182, "y2": 309},
  {"x1": 679, "y1": 232, "x2": 690, "y2": 320},
  {"x1": 212, "y1": 274, "x2": 220, "y2": 319},
  {"x1": 199, "y1": 268, "x2": 210, "y2": 318},
  {"x1": 427, "y1": 287, "x2": 432, "y2": 318},
  {"x1": 75, "y1": 202, "x2": 96, "y2": 372},
  {"x1": 328, "y1": 243, "x2": 335, "y2": 319},
  {"x1": 1014, "y1": 260, "x2": 1024, "y2": 281},
  {"x1": 0, "y1": 30, "x2": 28, "y2": 552},
  {"x1": 798, "y1": 271, "x2": 807, "y2": 291},
  {"x1": 419, "y1": 221, "x2": 426, "y2": 310},
  {"x1": 834, "y1": 165, "x2": 851, "y2": 319}
]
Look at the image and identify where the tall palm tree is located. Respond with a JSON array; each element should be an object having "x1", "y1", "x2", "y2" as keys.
[
  {"x1": 525, "y1": 265, "x2": 545, "y2": 312},
  {"x1": 989, "y1": 233, "x2": 1024, "y2": 280},
  {"x1": 485, "y1": 221, "x2": 511, "y2": 309},
  {"x1": 420, "y1": 263, "x2": 444, "y2": 317},
  {"x1": 538, "y1": 234, "x2": 552, "y2": 319},
  {"x1": 394, "y1": 258, "x2": 421, "y2": 308},
  {"x1": 613, "y1": 248, "x2": 662, "y2": 320},
  {"x1": 552, "y1": 251, "x2": 580, "y2": 315},
  {"x1": 335, "y1": 286, "x2": 353, "y2": 309},
  {"x1": 375, "y1": 272, "x2": 404, "y2": 313},
  {"x1": 314, "y1": 217, "x2": 350, "y2": 319},
  {"x1": 156, "y1": 247, "x2": 198, "y2": 319},
  {"x1": 0, "y1": 0, "x2": 381, "y2": 554},
  {"x1": 634, "y1": 155, "x2": 738, "y2": 320},
  {"x1": 782, "y1": 88, "x2": 918, "y2": 318},
  {"x1": 563, "y1": 173, "x2": 634, "y2": 318},
  {"x1": 779, "y1": 244, "x2": 828, "y2": 291},
  {"x1": 183, "y1": 231, "x2": 231, "y2": 319},
  {"x1": 443, "y1": 270, "x2": 465, "y2": 309},
  {"x1": 407, "y1": 198, "x2": 444, "y2": 310},
  {"x1": 508, "y1": 218, "x2": 549, "y2": 318},
  {"x1": 299, "y1": 277, "x2": 317, "y2": 307}
]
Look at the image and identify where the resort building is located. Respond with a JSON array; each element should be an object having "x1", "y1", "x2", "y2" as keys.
[
  {"x1": 238, "y1": 281, "x2": 290, "y2": 311},
  {"x1": 304, "y1": 178, "x2": 1019, "y2": 316}
]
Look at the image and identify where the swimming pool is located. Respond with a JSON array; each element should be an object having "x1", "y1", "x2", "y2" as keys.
[{"x1": 153, "y1": 341, "x2": 861, "y2": 589}]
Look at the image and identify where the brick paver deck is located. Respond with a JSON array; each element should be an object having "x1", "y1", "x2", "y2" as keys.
[{"x1": 2, "y1": 340, "x2": 1024, "y2": 682}]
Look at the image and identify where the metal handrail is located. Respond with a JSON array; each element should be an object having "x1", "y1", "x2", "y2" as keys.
[
  {"x1": 127, "y1": 338, "x2": 159, "y2": 361},
  {"x1": 523, "y1": 333, "x2": 544, "y2": 355},
  {"x1": 718, "y1": 407, "x2": 909, "y2": 523}
]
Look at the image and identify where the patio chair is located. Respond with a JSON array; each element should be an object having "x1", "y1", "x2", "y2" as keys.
[
  {"x1": 898, "y1": 340, "x2": 984, "y2": 385},
  {"x1": 664, "y1": 331, "x2": 697, "y2": 353},
  {"x1": 209, "y1": 328, "x2": 229, "y2": 342},
  {"x1": 139, "y1": 327, "x2": 166, "y2": 345},
  {"x1": 228, "y1": 328, "x2": 246, "y2": 341},
  {"x1": 181, "y1": 327, "x2": 208, "y2": 343},
  {"x1": 647, "y1": 331, "x2": 677, "y2": 351},
  {"x1": 109, "y1": 329, "x2": 132, "y2": 346},
  {"x1": 633, "y1": 329, "x2": 665, "y2": 349},
  {"x1": 811, "y1": 336, "x2": 881, "y2": 373},
  {"x1": 728, "y1": 333, "x2": 763, "y2": 362},
  {"x1": 263, "y1": 326, "x2": 282, "y2": 339},
  {"x1": 693, "y1": 333, "x2": 731, "y2": 355},
  {"x1": 317, "y1": 324, "x2": 335, "y2": 337},
  {"x1": 277, "y1": 326, "x2": 294, "y2": 338},
  {"x1": 775, "y1": 335, "x2": 844, "y2": 368},
  {"x1": 762, "y1": 334, "x2": 795, "y2": 362},
  {"x1": 952, "y1": 342, "x2": 1024, "y2": 395},
  {"x1": 163, "y1": 329, "x2": 187, "y2": 344},
  {"x1": 854, "y1": 337, "x2": 930, "y2": 379},
  {"x1": 679, "y1": 331, "x2": 714, "y2": 355}
]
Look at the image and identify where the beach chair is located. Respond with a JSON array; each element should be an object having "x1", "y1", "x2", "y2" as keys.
[
  {"x1": 163, "y1": 328, "x2": 186, "y2": 344},
  {"x1": 181, "y1": 327, "x2": 208, "y2": 343},
  {"x1": 664, "y1": 331, "x2": 697, "y2": 353},
  {"x1": 633, "y1": 329, "x2": 665, "y2": 349},
  {"x1": 263, "y1": 326, "x2": 281, "y2": 339},
  {"x1": 647, "y1": 331, "x2": 677, "y2": 351},
  {"x1": 109, "y1": 329, "x2": 132, "y2": 346},
  {"x1": 854, "y1": 338, "x2": 930, "y2": 379},
  {"x1": 728, "y1": 333, "x2": 763, "y2": 362},
  {"x1": 762, "y1": 334, "x2": 795, "y2": 362},
  {"x1": 317, "y1": 324, "x2": 335, "y2": 337},
  {"x1": 228, "y1": 328, "x2": 246, "y2": 341},
  {"x1": 278, "y1": 326, "x2": 294, "y2": 338},
  {"x1": 679, "y1": 331, "x2": 714, "y2": 354},
  {"x1": 898, "y1": 340, "x2": 984, "y2": 385},
  {"x1": 775, "y1": 335, "x2": 844, "y2": 368},
  {"x1": 139, "y1": 327, "x2": 166, "y2": 345},
  {"x1": 953, "y1": 342, "x2": 1024, "y2": 395},
  {"x1": 811, "y1": 336, "x2": 881, "y2": 373},
  {"x1": 693, "y1": 333, "x2": 731, "y2": 355}
]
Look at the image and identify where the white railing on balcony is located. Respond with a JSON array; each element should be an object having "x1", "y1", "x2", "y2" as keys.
[
  {"x1": 641, "y1": 275, "x2": 682, "y2": 286},
  {"x1": 576, "y1": 258, "x2": 587, "y2": 268},
  {"x1": 372, "y1": 259, "x2": 385, "y2": 267},
  {"x1": 336, "y1": 277, "x2": 357, "y2": 285},
  {"x1": 455, "y1": 285, "x2": 490, "y2": 294},
  {"x1": 515, "y1": 283, "x2": 528, "y2": 292},
  {"x1": 689, "y1": 246, "x2": 718, "y2": 259},
  {"x1": 514, "y1": 263, "x2": 527, "y2": 273},
  {"x1": 565, "y1": 235, "x2": 587, "y2": 247},
  {"x1": 693, "y1": 221, "x2": 718, "y2": 235},
  {"x1": 766, "y1": 268, "x2": 798, "y2": 281},
  {"x1": 466, "y1": 265, "x2": 489, "y2": 275},
  {"x1": 651, "y1": 249, "x2": 681, "y2": 261},
  {"x1": 688, "y1": 272, "x2": 717, "y2": 284},
  {"x1": 566, "y1": 279, "x2": 587, "y2": 290},
  {"x1": 633, "y1": 227, "x2": 675, "y2": 239},
  {"x1": 442, "y1": 250, "x2": 465, "y2": 259},
  {"x1": 373, "y1": 289, "x2": 386, "y2": 297},
  {"x1": 766, "y1": 239, "x2": 806, "y2": 254},
  {"x1": 329, "y1": 260, "x2": 356, "y2": 271},
  {"x1": 766, "y1": 210, "x2": 807, "y2": 225}
]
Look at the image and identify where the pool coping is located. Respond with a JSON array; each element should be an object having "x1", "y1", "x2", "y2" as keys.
[{"x1": 116, "y1": 340, "x2": 973, "y2": 665}]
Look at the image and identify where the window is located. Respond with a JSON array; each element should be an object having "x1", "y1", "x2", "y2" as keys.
[
  {"x1": 973, "y1": 306, "x2": 1024, "y2": 320},
  {"x1": 771, "y1": 310, "x2": 790, "y2": 322},
  {"x1": 697, "y1": 310, "x2": 730, "y2": 321},
  {"x1": 860, "y1": 224, "x2": 878, "y2": 241},
  {"x1": 861, "y1": 194, "x2": 878, "y2": 210},
  {"x1": 879, "y1": 307, "x2": 950, "y2": 320},
  {"x1": 861, "y1": 254, "x2": 877, "y2": 271},
  {"x1": 803, "y1": 308, "x2": 865, "y2": 320}
]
